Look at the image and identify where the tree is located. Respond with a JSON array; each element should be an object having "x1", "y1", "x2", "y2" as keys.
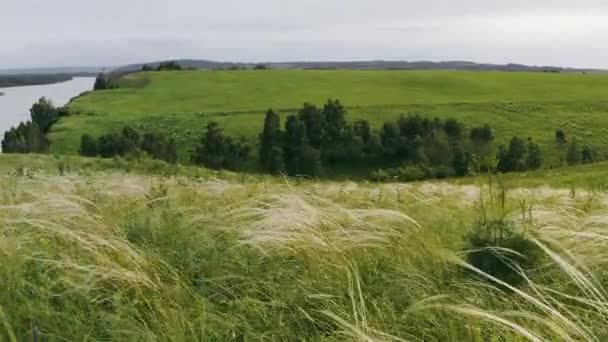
[
  {"x1": 156, "y1": 61, "x2": 182, "y2": 71},
  {"x1": 497, "y1": 137, "x2": 527, "y2": 173},
  {"x1": 423, "y1": 131, "x2": 451, "y2": 167},
  {"x1": 398, "y1": 115, "x2": 426, "y2": 138},
  {"x1": 469, "y1": 124, "x2": 495, "y2": 171},
  {"x1": 444, "y1": 118, "x2": 464, "y2": 140},
  {"x1": 526, "y1": 139, "x2": 543, "y2": 170},
  {"x1": 283, "y1": 115, "x2": 322, "y2": 176},
  {"x1": 93, "y1": 73, "x2": 108, "y2": 90},
  {"x1": 323, "y1": 99, "x2": 347, "y2": 144},
  {"x1": 298, "y1": 103, "x2": 324, "y2": 148},
  {"x1": 253, "y1": 64, "x2": 268, "y2": 70},
  {"x1": 259, "y1": 109, "x2": 284, "y2": 173},
  {"x1": 192, "y1": 122, "x2": 249, "y2": 170},
  {"x1": 380, "y1": 122, "x2": 402, "y2": 157},
  {"x1": 452, "y1": 143, "x2": 471, "y2": 177},
  {"x1": 141, "y1": 64, "x2": 153, "y2": 72},
  {"x1": 299, "y1": 145, "x2": 324, "y2": 177},
  {"x1": 79, "y1": 134, "x2": 98, "y2": 157},
  {"x1": 353, "y1": 120, "x2": 372, "y2": 143},
  {"x1": 566, "y1": 140, "x2": 582, "y2": 165},
  {"x1": 193, "y1": 122, "x2": 225, "y2": 169},
  {"x1": 1, "y1": 121, "x2": 48, "y2": 153},
  {"x1": 30, "y1": 97, "x2": 58, "y2": 133},
  {"x1": 470, "y1": 125, "x2": 495, "y2": 145}
]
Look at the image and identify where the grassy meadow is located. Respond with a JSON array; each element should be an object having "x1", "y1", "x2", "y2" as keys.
[
  {"x1": 50, "y1": 70, "x2": 608, "y2": 167},
  {"x1": 2, "y1": 154, "x2": 608, "y2": 340}
]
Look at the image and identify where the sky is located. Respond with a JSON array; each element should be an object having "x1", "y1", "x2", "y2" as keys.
[{"x1": 2, "y1": 0, "x2": 608, "y2": 69}]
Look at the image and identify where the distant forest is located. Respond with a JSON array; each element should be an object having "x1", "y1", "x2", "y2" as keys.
[{"x1": 0, "y1": 74, "x2": 74, "y2": 88}]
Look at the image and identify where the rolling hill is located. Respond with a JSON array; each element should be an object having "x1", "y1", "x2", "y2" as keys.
[
  {"x1": 110, "y1": 59, "x2": 599, "y2": 73},
  {"x1": 51, "y1": 69, "x2": 608, "y2": 171}
]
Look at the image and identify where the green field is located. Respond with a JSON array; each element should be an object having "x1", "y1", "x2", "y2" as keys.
[
  {"x1": 51, "y1": 69, "x2": 608, "y2": 168},
  {"x1": 2, "y1": 153, "x2": 608, "y2": 340}
]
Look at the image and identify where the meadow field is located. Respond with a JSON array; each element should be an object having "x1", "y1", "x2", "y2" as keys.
[
  {"x1": 2, "y1": 154, "x2": 608, "y2": 340},
  {"x1": 50, "y1": 70, "x2": 608, "y2": 167}
]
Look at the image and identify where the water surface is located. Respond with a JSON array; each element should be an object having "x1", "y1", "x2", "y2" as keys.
[{"x1": 0, "y1": 77, "x2": 95, "y2": 139}]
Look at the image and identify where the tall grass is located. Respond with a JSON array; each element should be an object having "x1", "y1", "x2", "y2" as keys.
[{"x1": 1, "y1": 166, "x2": 608, "y2": 340}]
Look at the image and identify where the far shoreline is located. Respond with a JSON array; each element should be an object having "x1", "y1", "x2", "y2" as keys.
[{"x1": 0, "y1": 75, "x2": 75, "y2": 89}]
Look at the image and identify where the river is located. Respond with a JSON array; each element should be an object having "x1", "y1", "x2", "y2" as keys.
[{"x1": 0, "y1": 77, "x2": 95, "y2": 141}]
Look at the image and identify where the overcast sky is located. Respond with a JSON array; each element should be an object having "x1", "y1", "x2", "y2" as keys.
[{"x1": 2, "y1": 0, "x2": 608, "y2": 69}]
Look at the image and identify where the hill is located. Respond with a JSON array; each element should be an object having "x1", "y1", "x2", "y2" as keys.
[
  {"x1": 1, "y1": 153, "x2": 608, "y2": 340},
  {"x1": 50, "y1": 69, "x2": 608, "y2": 172},
  {"x1": 111, "y1": 59, "x2": 599, "y2": 73}
]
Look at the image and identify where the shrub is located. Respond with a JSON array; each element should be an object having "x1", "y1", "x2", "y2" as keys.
[
  {"x1": 429, "y1": 165, "x2": 453, "y2": 179},
  {"x1": 582, "y1": 145, "x2": 595, "y2": 164},
  {"x1": 371, "y1": 164, "x2": 427, "y2": 182},
  {"x1": 370, "y1": 169, "x2": 392, "y2": 182},
  {"x1": 470, "y1": 124, "x2": 495, "y2": 145},
  {"x1": 465, "y1": 219, "x2": 542, "y2": 287},
  {"x1": 555, "y1": 129, "x2": 567, "y2": 145},
  {"x1": 566, "y1": 140, "x2": 582, "y2": 165},
  {"x1": 79, "y1": 134, "x2": 98, "y2": 157}
]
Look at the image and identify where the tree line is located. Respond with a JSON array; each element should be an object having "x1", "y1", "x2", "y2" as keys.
[
  {"x1": 2, "y1": 98, "x2": 63, "y2": 153},
  {"x1": 75, "y1": 99, "x2": 598, "y2": 181},
  {"x1": 3, "y1": 95, "x2": 599, "y2": 182},
  {"x1": 79, "y1": 127, "x2": 178, "y2": 164}
]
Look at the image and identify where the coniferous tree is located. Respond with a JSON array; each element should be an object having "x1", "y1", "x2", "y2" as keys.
[
  {"x1": 452, "y1": 143, "x2": 471, "y2": 177},
  {"x1": 298, "y1": 103, "x2": 324, "y2": 148},
  {"x1": 259, "y1": 109, "x2": 284, "y2": 173},
  {"x1": 526, "y1": 139, "x2": 543, "y2": 170},
  {"x1": 322, "y1": 99, "x2": 347, "y2": 144},
  {"x1": 192, "y1": 122, "x2": 249, "y2": 170},
  {"x1": 497, "y1": 137, "x2": 528, "y2": 173},
  {"x1": 283, "y1": 115, "x2": 322, "y2": 176}
]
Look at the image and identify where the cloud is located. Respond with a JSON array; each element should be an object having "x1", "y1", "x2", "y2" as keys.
[{"x1": 1, "y1": 0, "x2": 608, "y2": 68}]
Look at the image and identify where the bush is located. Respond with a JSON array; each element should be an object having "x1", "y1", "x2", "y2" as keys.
[
  {"x1": 371, "y1": 164, "x2": 427, "y2": 183},
  {"x1": 555, "y1": 129, "x2": 567, "y2": 145},
  {"x1": 582, "y1": 145, "x2": 595, "y2": 164},
  {"x1": 370, "y1": 169, "x2": 392, "y2": 182},
  {"x1": 428, "y1": 165, "x2": 453, "y2": 179},
  {"x1": 465, "y1": 219, "x2": 542, "y2": 287},
  {"x1": 79, "y1": 134, "x2": 98, "y2": 157},
  {"x1": 566, "y1": 140, "x2": 582, "y2": 165}
]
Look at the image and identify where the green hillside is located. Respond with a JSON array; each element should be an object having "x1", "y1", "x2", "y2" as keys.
[{"x1": 51, "y1": 70, "x2": 608, "y2": 166}]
